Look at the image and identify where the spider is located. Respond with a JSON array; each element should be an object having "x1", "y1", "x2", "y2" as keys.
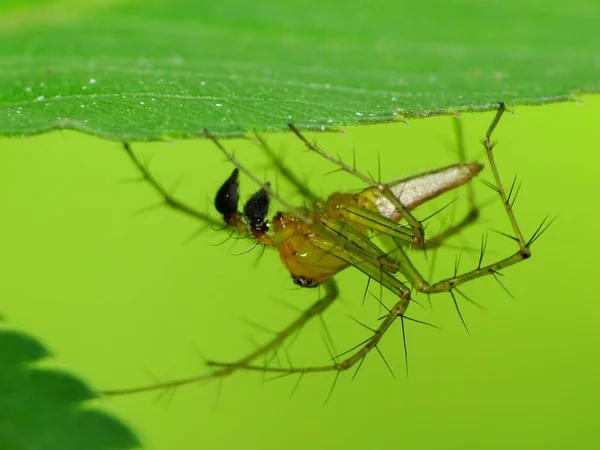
[{"x1": 102, "y1": 102, "x2": 549, "y2": 396}]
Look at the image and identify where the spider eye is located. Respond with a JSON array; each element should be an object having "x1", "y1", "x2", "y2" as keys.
[
  {"x1": 292, "y1": 276, "x2": 316, "y2": 288},
  {"x1": 244, "y1": 183, "x2": 270, "y2": 233},
  {"x1": 214, "y1": 168, "x2": 240, "y2": 222}
]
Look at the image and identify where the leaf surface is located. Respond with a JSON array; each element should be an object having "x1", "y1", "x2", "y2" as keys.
[{"x1": 0, "y1": 0, "x2": 598, "y2": 140}]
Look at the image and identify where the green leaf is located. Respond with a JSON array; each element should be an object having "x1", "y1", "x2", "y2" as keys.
[
  {"x1": 1, "y1": 0, "x2": 599, "y2": 140},
  {"x1": 0, "y1": 323, "x2": 140, "y2": 450}
]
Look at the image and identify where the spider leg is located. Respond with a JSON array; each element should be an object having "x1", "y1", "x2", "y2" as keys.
[
  {"x1": 253, "y1": 133, "x2": 320, "y2": 202},
  {"x1": 122, "y1": 142, "x2": 222, "y2": 227},
  {"x1": 379, "y1": 104, "x2": 547, "y2": 296},
  {"x1": 100, "y1": 280, "x2": 340, "y2": 396},
  {"x1": 207, "y1": 295, "x2": 409, "y2": 376}
]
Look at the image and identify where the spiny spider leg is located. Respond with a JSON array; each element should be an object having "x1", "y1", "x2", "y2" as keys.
[
  {"x1": 418, "y1": 114, "x2": 482, "y2": 250},
  {"x1": 253, "y1": 133, "x2": 320, "y2": 202},
  {"x1": 122, "y1": 142, "x2": 222, "y2": 228},
  {"x1": 207, "y1": 293, "x2": 410, "y2": 375},
  {"x1": 454, "y1": 114, "x2": 479, "y2": 213},
  {"x1": 100, "y1": 280, "x2": 339, "y2": 396},
  {"x1": 388, "y1": 103, "x2": 539, "y2": 296}
]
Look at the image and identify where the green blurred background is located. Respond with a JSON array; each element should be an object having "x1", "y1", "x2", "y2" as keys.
[{"x1": 1, "y1": 97, "x2": 599, "y2": 449}]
